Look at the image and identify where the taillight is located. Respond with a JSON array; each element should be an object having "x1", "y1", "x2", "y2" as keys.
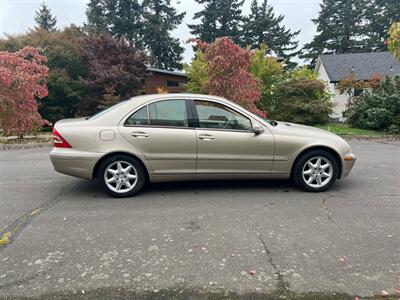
[{"x1": 52, "y1": 127, "x2": 72, "y2": 148}]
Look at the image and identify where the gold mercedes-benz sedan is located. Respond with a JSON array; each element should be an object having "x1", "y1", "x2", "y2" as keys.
[{"x1": 50, "y1": 94, "x2": 356, "y2": 197}]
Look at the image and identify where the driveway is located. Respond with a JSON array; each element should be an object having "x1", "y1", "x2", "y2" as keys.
[{"x1": 0, "y1": 141, "x2": 399, "y2": 299}]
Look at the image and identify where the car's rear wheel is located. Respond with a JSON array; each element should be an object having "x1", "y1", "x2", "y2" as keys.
[
  {"x1": 98, "y1": 155, "x2": 146, "y2": 197},
  {"x1": 292, "y1": 150, "x2": 339, "y2": 192}
]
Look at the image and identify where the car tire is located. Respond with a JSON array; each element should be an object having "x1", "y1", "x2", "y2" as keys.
[
  {"x1": 292, "y1": 150, "x2": 339, "y2": 192},
  {"x1": 98, "y1": 154, "x2": 146, "y2": 198}
]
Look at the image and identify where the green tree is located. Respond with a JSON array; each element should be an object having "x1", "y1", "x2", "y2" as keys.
[
  {"x1": 141, "y1": 0, "x2": 185, "y2": 70},
  {"x1": 249, "y1": 44, "x2": 283, "y2": 113},
  {"x1": 241, "y1": 0, "x2": 300, "y2": 63},
  {"x1": 388, "y1": 22, "x2": 400, "y2": 61},
  {"x1": 189, "y1": 0, "x2": 244, "y2": 43},
  {"x1": 287, "y1": 67, "x2": 317, "y2": 80},
  {"x1": 302, "y1": 0, "x2": 367, "y2": 63},
  {"x1": 0, "y1": 26, "x2": 87, "y2": 124},
  {"x1": 35, "y1": 2, "x2": 57, "y2": 32},
  {"x1": 364, "y1": 0, "x2": 400, "y2": 51},
  {"x1": 184, "y1": 50, "x2": 208, "y2": 93},
  {"x1": 85, "y1": 0, "x2": 143, "y2": 46}
]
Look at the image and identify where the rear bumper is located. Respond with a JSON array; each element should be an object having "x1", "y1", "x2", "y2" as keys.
[
  {"x1": 341, "y1": 153, "x2": 356, "y2": 178},
  {"x1": 49, "y1": 148, "x2": 102, "y2": 180}
]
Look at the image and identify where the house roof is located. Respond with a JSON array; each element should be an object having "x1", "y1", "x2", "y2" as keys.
[
  {"x1": 317, "y1": 52, "x2": 400, "y2": 82},
  {"x1": 146, "y1": 67, "x2": 187, "y2": 78}
]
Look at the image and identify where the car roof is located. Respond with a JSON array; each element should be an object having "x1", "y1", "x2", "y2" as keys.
[{"x1": 125, "y1": 93, "x2": 228, "y2": 105}]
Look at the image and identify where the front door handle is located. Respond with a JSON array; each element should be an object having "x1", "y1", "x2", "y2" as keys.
[
  {"x1": 131, "y1": 131, "x2": 149, "y2": 138},
  {"x1": 198, "y1": 134, "x2": 215, "y2": 141}
]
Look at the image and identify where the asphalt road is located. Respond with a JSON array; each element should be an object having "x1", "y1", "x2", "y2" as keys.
[{"x1": 0, "y1": 141, "x2": 399, "y2": 299}]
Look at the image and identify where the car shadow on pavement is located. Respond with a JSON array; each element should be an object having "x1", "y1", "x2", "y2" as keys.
[
  {"x1": 68, "y1": 176, "x2": 353, "y2": 201},
  {"x1": 144, "y1": 179, "x2": 295, "y2": 194},
  {"x1": 69, "y1": 178, "x2": 297, "y2": 199}
]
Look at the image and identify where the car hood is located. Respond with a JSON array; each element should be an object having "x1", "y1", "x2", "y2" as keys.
[{"x1": 272, "y1": 121, "x2": 337, "y2": 138}]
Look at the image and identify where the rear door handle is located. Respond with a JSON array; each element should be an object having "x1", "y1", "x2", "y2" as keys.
[
  {"x1": 131, "y1": 131, "x2": 148, "y2": 138},
  {"x1": 198, "y1": 134, "x2": 215, "y2": 141}
]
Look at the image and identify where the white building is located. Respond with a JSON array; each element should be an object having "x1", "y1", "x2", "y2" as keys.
[{"x1": 315, "y1": 52, "x2": 400, "y2": 121}]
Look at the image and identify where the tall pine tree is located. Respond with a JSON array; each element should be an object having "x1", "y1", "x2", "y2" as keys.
[
  {"x1": 85, "y1": 0, "x2": 143, "y2": 47},
  {"x1": 302, "y1": 0, "x2": 367, "y2": 63},
  {"x1": 188, "y1": 0, "x2": 219, "y2": 43},
  {"x1": 141, "y1": 0, "x2": 185, "y2": 70},
  {"x1": 189, "y1": 0, "x2": 244, "y2": 43},
  {"x1": 364, "y1": 0, "x2": 400, "y2": 51},
  {"x1": 35, "y1": 2, "x2": 57, "y2": 32},
  {"x1": 241, "y1": 0, "x2": 300, "y2": 62}
]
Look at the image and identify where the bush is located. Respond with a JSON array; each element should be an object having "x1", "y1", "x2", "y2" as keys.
[
  {"x1": 269, "y1": 76, "x2": 333, "y2": 125},
  {"x1": 346, "y1": 76, "x2": 400, "y2": 133}
]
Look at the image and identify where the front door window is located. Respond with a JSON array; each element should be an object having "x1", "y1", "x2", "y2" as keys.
[{"x1": 194, "y1": 100, "x2": 252, "y2": 131}]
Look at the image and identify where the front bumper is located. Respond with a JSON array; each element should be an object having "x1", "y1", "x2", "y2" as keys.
[
  {"x1": 50, "y1": 148, "x2": 103, "y2": 180},
  {"x1": 341, "y1": 152, "x2": 356, "y2": 178}
]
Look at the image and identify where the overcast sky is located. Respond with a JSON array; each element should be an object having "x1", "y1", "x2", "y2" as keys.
[{"x1": 0, "y1": 0, "x2": 322, "y2": 63}]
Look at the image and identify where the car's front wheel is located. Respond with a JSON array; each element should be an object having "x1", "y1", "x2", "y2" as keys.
[
  {"x1": 292, "y1": 150, "x2": 339, "y2": 192},
  {"x1": 98, "y1": 155, "x2": 146, "y2": 197}
]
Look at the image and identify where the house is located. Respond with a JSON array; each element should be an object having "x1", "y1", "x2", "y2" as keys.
[
  {"x1": 315, "y1": 52, "x2": 400, "y2": 121},
  {"x1": 142, "y1": 67, "x2": 188, "y2": 94}
]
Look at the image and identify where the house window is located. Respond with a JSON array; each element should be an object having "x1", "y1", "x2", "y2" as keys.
[
  {"x1": 166, "y1": 80, "x2": 182, "y2": 87},
  {"x1": 354, "y1": 88, "x2": 363, "y2": 97}
]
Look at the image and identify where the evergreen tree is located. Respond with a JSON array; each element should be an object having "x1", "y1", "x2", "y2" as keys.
[
  {"x1": 141, "y1": 0, "x2": 185, "y2": 70},
  {"x1": 189, "y1": 0, "x2": 244, "y2": 43},
  {"x1": 85, "y1": 0, "x2": 143, "y2": 47},
  {"x1": 241, "y1": 0, "x2": 300, "y2": 62},
  {"x1": 188, "y1": 0, "x2": 219, "y2": 43},
  {"x1": 302, "y1": 0, "x2": 367, "y2": 63},
  {"x1": 365, "y1": 0, "x2": 400, "y2": 51},
  {"x1": 35, "y1": 2, "x2": 57, "y2": 32},
  {"x1": 218, "y1": 0, "x2": 244, "y2": 43}
]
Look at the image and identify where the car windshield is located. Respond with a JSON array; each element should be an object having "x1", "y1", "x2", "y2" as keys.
[
  {"x1": 243, "y1": 109, "x2": 278, "y2": 127},
  {"x1": 88, "y1": 101, "x2": 127, "y2": 120}
]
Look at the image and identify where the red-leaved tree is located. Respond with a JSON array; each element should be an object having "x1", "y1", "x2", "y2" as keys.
[
  {"x1": 198, "y1": 37, "x2": 266, "y2": 118},
  {"x1": 78, "y1": 35, "x2": 147, "y2": 116},
  {"x1": 0, "y1": 47, "x2": 49, "y2": 137}
]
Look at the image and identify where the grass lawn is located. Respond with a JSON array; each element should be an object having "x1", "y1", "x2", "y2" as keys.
[{"x1": 315, "y1": 123, "x2": 384, "y2": 136}]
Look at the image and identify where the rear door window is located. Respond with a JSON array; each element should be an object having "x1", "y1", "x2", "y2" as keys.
[
  {"x1": 125, "y1": 106, "x2": 148, "y2": 125},
  {"x1": 148, "y1": 100, "x2": 189, "y2": 127},
  {"x1": 125, "y1": 99, "x2": 189, "y2": 127}
]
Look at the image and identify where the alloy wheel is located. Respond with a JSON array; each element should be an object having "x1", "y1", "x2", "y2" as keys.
[
  {"x1": 302, "y1": 156, "x2": 333, "y2": 189},
  {"x1": 104, "y1": 161, "x2": 138, "y2": 193}
]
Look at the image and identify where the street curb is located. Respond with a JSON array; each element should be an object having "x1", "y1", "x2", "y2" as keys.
[
  {"x1": 0, "y1": 142, "x2": 52, "y2": 151},
  {"x1": 343, "y1": 135, "x2": 400, "y2": 141}
]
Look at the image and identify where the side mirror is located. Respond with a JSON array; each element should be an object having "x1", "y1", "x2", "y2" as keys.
[{"x1": 253, "y1": 125, "x2": 264, "y2": 135}]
